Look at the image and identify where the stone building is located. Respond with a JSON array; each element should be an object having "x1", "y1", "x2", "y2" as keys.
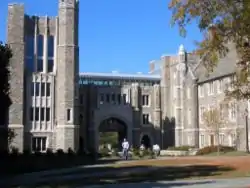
[{"x1": 7, "y1": 0, "x2": 249, "y2": 152}]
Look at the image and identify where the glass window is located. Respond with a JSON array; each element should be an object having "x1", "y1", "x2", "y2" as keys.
[
  {"x1": 37, "y1": 59, "x2": 43, "y2": 72},
  {"x1": 35, "y1": 107, "x2": 39, "y2": 121},
  {"x1": 142, "y1": 114, "x2": 149, "y2": 124},
  {"x1": 41, "y1": 83, "x2": 45, "y2": 96},
  {"x1": 32, "y1": 137, "x2": 47, "y2": 152},
  {"x1": 35, "y1": 83, "x2": 40, "y2": 96},
  {"x1": 46, "y1": 108, "x2": 50, "y2": 121},
  {"x1": 67, "y1": 109, "x2": 71, "y2": 121},
  {"x1": 40, "y1": 107, "x2": 45, "y2": 121},
  {"x1": 48, "y1": 35, "x2": 54, "y2": 57},
  {"x1": 25, "y1": 35, "x2": 34, "y2": 57},
  {"x1": 37, "y1": 35, "x2": 44, "y2": 57},
  {"x1": 25, "y1": 57, "x2": 34, "y2": 72},
  {"x1": 46, "y1": 83, "x2": 51, "y2": 96},
  {"x1": 48, "y1": 59, "x2": 54, "y2": 72}
]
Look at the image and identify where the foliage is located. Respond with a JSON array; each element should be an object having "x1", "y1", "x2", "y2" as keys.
[
  {"x1": 0, "y1": 42, "x2": 12, "y2": 149},
  {"x1": 99, "y1": 132, "x2": 118, "y2": 149},
  {"x1": 196, "y1": 145, "x2": 235, "y2": 155},
  {"x1": 168, "y1": 145, "x2": 195, "y2": 151},
  {"x1": 168, "y1": 0, "x2": 250, "y2": 100}
]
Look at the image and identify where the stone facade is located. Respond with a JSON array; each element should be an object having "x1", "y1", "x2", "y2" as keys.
[{"x1": 6, "y1": 0, "x2": 249, "y2": 153}]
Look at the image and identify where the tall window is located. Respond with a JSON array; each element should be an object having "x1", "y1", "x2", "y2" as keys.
[
  {"x1": 117, "y1": 94, "x2": 121, "y2": 104},
  {"x1": 100, "y1": 94, "x2": 104, "y2": 104},
  {"x1": 198, "y1": 85, "x2": 204, "y2": 97},
  {"x1": 199, "y1": 106, "x2": 205, "y2": 122},
  {"x1": 142, "y1": 114, "x2": 150, "y2": 124},
  {"x1": 142, "y1": 95, "x2": 149, "y2": 106},
  {"x1": 188, "y1": 109, "x2": 191, "y2": 124},
  {"x1": 219, "y1": 134, "x2": 225, "y2": 145},
  {"x1": 32, "y1": 137, "x2": 47, "y2": 152},
  {"x1": 200, "y1": 135, "x2": 205, "y2": 147},
  {"x1": 111, "y1": 93, "x2": 116, "y2": 104},
  {"x1": 229, "y1": 102, "x2": 237, "y2": 121},
  {"x1": 217, "y1": 79, "x2": 223, "y2": 93},
  {"x1": 122, "y1": 94, "x2": 127, "y2": 104},
  {"x1": 46, "y1": 83, "x2": 51, "y2": 96},
  {"x1": 37, "y1": 35, "x2": 44, "y2": 72},
  {"x1": 46, "y1": 108, "x2": 50, "y2": 121},
  {"x1": 67, "y1": 109, "x2": 71, "y2": 122},
  {"x1": 25, "y1": 35, "x2": 35, "y2": 72},
  {"x1": 208, "y1": 82, "x2": 214, "y2": 95},
  {"x1": 48, "y1": 35, "x2": 54, "y2": 72},
  {"x1": 41, "y1": 83, "x2": 45, "y2": 96}
]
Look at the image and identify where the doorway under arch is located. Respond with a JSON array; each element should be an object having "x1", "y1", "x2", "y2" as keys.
[
  {"x1": 98, "y1": 117, "x2": 127, "y2": 150},
  {"x1": 141, "y1": 134, "x2": 151, "y2": 149}
]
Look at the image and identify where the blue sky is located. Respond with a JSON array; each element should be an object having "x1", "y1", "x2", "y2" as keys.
[{"x1": 0, "y1": 0, "x2": 202, "y2": 73}]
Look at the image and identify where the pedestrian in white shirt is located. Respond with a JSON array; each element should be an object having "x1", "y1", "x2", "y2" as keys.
[
  {"x1": 152, "y1": 144, "x2": 160, "y2": 158},
  {"x1": 122, "y1": 138, "x2": 129, "y2": 160}
]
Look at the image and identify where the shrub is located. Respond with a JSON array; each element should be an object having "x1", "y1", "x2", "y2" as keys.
[
  {"x1": 67, "y1": 147, "x2": 75, "y2": 156},
  {"x1": 168, "y1": 145, "x2": 194, "y2": 151},
  {"x1": 99, "y1": 147, "x2": 110, "y2": 157},
  {"x1": 56, "y1": 149, "x2": 64, "y2": 155},
  {"x1": 196, "y1": 145, "x2": 235, "y2": 155}
]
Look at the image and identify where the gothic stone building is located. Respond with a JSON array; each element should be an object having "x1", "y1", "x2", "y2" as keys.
[{"x1": 7, "y1": 0, "x2": 249, "y2": 152}]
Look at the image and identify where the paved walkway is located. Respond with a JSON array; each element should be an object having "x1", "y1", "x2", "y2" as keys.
[{"x1": 83, "y1": 178, "x2": 250, "y2": 188}]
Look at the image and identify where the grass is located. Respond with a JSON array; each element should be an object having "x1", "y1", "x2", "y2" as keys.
[{"x1": 205, "y1": 151, "x2": 250, "y2": 156}]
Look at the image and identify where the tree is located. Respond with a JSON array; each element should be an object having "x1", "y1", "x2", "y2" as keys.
[
  {"x1": 0, "y1": 42, "x2": 13, "y2": 151},
  {"x1": 168, "y1": 0, "x2": 250, "y2": 100},
  {"x1": 202, "y1": 104, "x2": 227, "y2": 155}
]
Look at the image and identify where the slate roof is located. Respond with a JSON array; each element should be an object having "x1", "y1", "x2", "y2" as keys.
[{"x1": 189, "y1": 42, "x2": 238, "y2": 83}]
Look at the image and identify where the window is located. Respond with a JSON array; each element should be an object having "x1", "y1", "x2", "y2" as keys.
[
  {"x1": 48, "y1": 35, "x2": 54, "y2": 57},
  {"x1": 40, "y1": 108, "x2": 45, "y2": 121},
  {"x1": 117, "y1": 94, "x2": 121, "y2": 104},
  {"x1": 80, "y1": 94, "x2": 83, "y2": 104},
  {"x1": 106, "y1": 94, "x2": 110, "y2": 103},
  {"x1": 142, "y1": 114, "x2": 149, "y2": 124},
  {"x1": 67, "y1": 109, "x2": 71, "y2": 121},
  {"x1": 46, "y1": 83, "x2": 51, "y2": 96},
  {"x1": 208, "y1": 82, "x2": 214, "y2": 95},
  {"x1": 198, "y1": 85, "x2": 204, "y2": 97},
  {"x1": 122, "y1": 94, "x2": 127, "y2": 104},
  {"x1": 100, "y1": 94, "x2": 104, "y2": 104},
  {"x1": 37, "y1": 58, "x2": 43, "y2": 72},
  {"x1": 200, "y1": 135, "x2": 205, "y2": 147},
  {"x1": 48, "y1": 59, "x2": 54, "y2": 72},
  {"x1": 32, "y1": 137, "x2": 47, "y2": 152},
  {"x1": 142, "y1": 95, "x2": 149, "y2": 106},
  {"x1": 188, "y1": 109, "x2": 191, "y2": 124},
  {"x1": 46, "y1": 108, "x2": 50, "y2": 121},
  {"x1": 199, "y1": 106, "x2": 205, "y2": 122},
  {"x1": 187, "y1": 88, "x2": 191, "y2": 99},
  {"x1": 37, "y1": 35, "x2": 44, "y2": 57},
  {"x1": 35, "y1": 83, "x2": 40, "y2": 96},
  {"x1": 35, "y1": 107, "x2": 39, "y2": 121},
  {"x1": 26, "y1": 57, "x2": 35, "y2": 72},
  {"x1": 41, "y1": 83, "x2": 45, "y2": 96},
  {"x1": 111, "y1": 93, "x2": 116, "y2": 104},
  {"x1": 229, "y1": 102, "x2": 237, "y2": 121},
  {"x1": 25, "y1": 35, "x2": 34, "y2": 57},
  {"x1": 217, "y1": 79, "x2": 223, "y2": 93},
  {"x1": 219, "y1": 134, "x2": 225, "y2": 145}
]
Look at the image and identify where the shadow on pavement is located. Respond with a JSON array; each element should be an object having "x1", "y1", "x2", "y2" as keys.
[{"x1": 9, "y1": 164, "x2": 234, "y2": 187}]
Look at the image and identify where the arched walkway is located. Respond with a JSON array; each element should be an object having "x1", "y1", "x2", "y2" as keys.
[
  {"x1": 141, "y1": 134, "x2": 151, "y2": 149},
  {"x1": 98, "y1": 117, "x2": 127, "y2": 150}
]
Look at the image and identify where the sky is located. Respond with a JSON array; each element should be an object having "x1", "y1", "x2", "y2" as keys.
[{"x1": 0, "y1": 0, "x2": 202, "y2": 74}]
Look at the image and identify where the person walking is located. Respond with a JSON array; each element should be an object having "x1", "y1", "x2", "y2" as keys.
[{"x1": 122, "y1": 138, "x2": 129, "y2": 160}]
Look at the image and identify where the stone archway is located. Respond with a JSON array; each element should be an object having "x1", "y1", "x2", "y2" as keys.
[
  {"x1": 98, "y1": 117, "x2": 127, "y2": 150},
  {"x1": 141, "y1": 134, "x2": 151, "y2": 149}
]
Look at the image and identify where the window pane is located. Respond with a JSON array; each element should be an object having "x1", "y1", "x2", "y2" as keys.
[
  {"x1": 25, "y1": 35, "x2": 34, "y2": 57},
  {"x1": 48, "y1": 59, "x2": 54, "y2": 72},
  {"x1": 41, "y1": 83, "x2": 45, "y2": 96},
  {"x1": 37, "y1": 35, "x2": 44, "y2": 57},
  {"x1": 46, "y1": 108, "x2": 50, "y2": 121},
  {"x1": 35, "y1": 107, "x2": 39, "y2": 121},
  {"x1": 67, "y1": 109, "x2": 71, "y2": 121},
  {"x1": 37, "y1": 59, "x2": 43, "y2": 72},
  {"x1": 32, "y1": 137, "x2": 36, "y2": 151},
  {"x1": 46, "y1": 83, "x2": 51, "y2": 96},
  {"x1": 35, "y1": 83, "x2": 40, "y2": 96},
  {"x1": 41, "y1": 137, "x2": 46, "y2": 151},
  {"x1": 48, "y1": 35, "x2": 54, "y2": 57},
  {"x1": 37, "y1": 137, "x2": 41, "y2": 151},
  {"x1": 25, "y1": 57, "x2": 34, "y2": 72},
  {"x1": 40, "y1": 108, "x2": 45, "y2": 121}
]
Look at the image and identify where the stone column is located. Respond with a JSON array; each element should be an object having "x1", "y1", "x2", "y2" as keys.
[
  {"x1": 191, "y1": 79, "x2": 199, "y2": 147},
  {"x1": 7, "y1": 4, "x2": 25, "y2": 152},
  {"x1": 131, "y1": 83, "x2": 140, "y2": 145},
  {"x1": 153, "y1": 84, "x2": 161, "y2": 145}
]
